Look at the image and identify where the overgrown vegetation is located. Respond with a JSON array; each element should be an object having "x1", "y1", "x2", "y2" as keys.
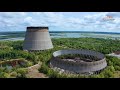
[
  {"x1": 0, "y1": 38, "x2": 120, "y2": 78},
  {"x1": 57, "y1": 54, "x2": 99, "y2": 61}
]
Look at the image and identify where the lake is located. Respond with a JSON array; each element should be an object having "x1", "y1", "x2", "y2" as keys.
[{"x1": 0, "y1": 31, "x2": 120, "y2": 41}]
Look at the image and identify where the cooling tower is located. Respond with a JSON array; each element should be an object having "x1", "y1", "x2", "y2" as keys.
[
  {"x1": 50, "y1": 50, "x2": 107, "y2": 74},
  {"x1": 23, "y1": 27, "x2": 53, "y2": 51}
]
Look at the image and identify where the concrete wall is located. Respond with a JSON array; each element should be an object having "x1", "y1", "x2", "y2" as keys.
[
  {"x1": 23, "y1": 27, "x2": 53, "y2": 51},
  {"x1": 50, "y1": 50, "x2": 107, "y2": 73}
]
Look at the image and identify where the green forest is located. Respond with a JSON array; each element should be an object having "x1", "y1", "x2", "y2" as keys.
[{"x1": 0, "y1": 38, "x2": 120, "y2": 78}]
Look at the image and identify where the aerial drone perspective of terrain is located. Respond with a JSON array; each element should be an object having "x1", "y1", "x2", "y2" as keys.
[{"x1": 1, "y1": 12, "x2": 120, "y2": 78}]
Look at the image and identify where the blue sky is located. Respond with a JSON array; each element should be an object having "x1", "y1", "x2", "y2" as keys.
[{"x1": 0, "y1": 12, "x2": 120, "y2": 32}]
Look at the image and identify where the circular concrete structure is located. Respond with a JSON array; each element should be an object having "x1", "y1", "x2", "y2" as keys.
[
  {"x1": 50, "y1": 49, "x2": 107, "y2": 74},
  {"x1": 23, "y1": 27, "x2": 53, "y2": 51}
]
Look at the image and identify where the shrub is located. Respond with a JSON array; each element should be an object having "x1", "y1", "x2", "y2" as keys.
[
  {"x1": 10, "y1": 71, "x2": 17, "y2": 77},
  {"x1": 16, "y1": 68, "x2": 28, "y2": 78}
]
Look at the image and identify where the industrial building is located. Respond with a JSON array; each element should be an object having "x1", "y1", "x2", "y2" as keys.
[
  {"x1": 23, "y1": 27, "x2": 53, "y2": 51},
  {"x1": 50, "y1": 49, "x2": 107, "y2": 74}
]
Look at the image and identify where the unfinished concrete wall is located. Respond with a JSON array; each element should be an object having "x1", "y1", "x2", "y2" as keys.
[{"x1": 50, "y1": 50, "x2": 107, "y2": 73}]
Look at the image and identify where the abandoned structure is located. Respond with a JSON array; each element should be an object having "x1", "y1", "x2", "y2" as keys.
[
  {"x1": 23, "y1": 27, "x2": 53, "y2": 51},
  {"x1": 50, "y1": 49, "x2": 107, "y2": 74}
]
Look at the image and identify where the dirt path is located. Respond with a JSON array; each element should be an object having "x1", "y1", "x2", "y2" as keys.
[
  {"x1": 26, "y1": 63, "x2": 48, "y2": 78},
  {"x1": 114, "y1": 71, "x2": 120, "y2": 78}
]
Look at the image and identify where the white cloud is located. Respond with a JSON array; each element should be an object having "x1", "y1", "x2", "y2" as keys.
[
  {"x1": 0, "y1": 12, "x2": 120, "y2": 32},
  {"x1": 106, "y1": 12, "x2": 120, "y2": 17}
]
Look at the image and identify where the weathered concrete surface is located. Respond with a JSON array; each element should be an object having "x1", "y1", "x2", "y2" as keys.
[
  {"x1": 50, "y1": 50, "x2": 107, "y2": 73},
  {"x1": 23, "y1": 27, "x2": 53, "y2": 51}
]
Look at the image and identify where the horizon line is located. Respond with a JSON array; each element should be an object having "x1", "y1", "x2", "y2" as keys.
[{"x1": 1, "y1": 30, "x2": 120, "y2": 34}]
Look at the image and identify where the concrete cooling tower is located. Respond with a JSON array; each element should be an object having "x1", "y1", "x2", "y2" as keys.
[{"x1": 23, "y1": 27, "x2": 53, "y2": 51}]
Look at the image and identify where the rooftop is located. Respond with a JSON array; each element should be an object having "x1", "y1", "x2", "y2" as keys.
[
  {"x1": 114, "y1": 51, "x2": 120, "y2": 55},
  {"x1": 27, "y1": 27, "x2": 48, "y2": 29}
]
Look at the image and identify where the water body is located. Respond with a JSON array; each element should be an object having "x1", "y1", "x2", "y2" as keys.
[{"x1": 0, "y1": 31, "x2": 120, "y2": 41}]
